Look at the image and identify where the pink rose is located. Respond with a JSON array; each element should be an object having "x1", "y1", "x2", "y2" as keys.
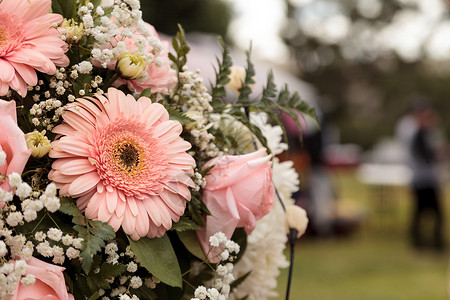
[
  {"x1": 12, "y1": 257, "x2": 74, "y2": 300},
  {"x1": 197, "y1": 148, "x2": 274, "y2": 261},
  {"x1": 0, "y1": 100, "x2": 30, "y2": 204}
]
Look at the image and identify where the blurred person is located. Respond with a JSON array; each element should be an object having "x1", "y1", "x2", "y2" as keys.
[{"x1": 396, "y1": 99, "x2": 446, "y2": 250}]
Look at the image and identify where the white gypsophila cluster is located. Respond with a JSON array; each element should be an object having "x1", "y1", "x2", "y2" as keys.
[
  {"x1": 27, "y1": 69, "x2": 67, "y2": 130},
  {"x1": 100, "y1": 242, "x2": 160, "y2": 299},
  {"x1": 0, "y1": 148, "x2": 6, "y2": 166},
  {"x1": 191, "y1": 171, "x2": 207, "y2": 192},
  {"x1": 190, "y1": 232, "x2": 240, "y2": 300},
  {"x1": 78, "y1": 0, "x2": 161, "y2": 74},
  {"x1": 0, "y1": 259, "x2": 35, "y2": 300},
  {"x1": 228, "y1": 113, "x2": 300, "y2": 300},
  {"x1": 176, "y1": 67, "x2": 222, "y2": 159}
]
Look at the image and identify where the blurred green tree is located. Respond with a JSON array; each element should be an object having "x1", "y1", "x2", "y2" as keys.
[{"x1": 141, "y1": 0, "x2": 231, "y2": 37}]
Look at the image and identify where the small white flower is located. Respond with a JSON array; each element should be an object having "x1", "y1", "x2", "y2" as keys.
[
  {"x1": 66, "y1": 247, "x2": 80, "y2": 260},
  {"x1": 15, "y1": 182, "x2": 32, "y2": 199},
  {"x1": 14, "y1": 260, "x2": 27, "y2": 275},
  {"x1": 209, "y1": 236, "x2": 220, "y2": 248},
  {"x1": 0, "y1": 149, "x2": 6, "y2": 165},
  {"x1": 45, "y1": 183, "x2": 57, "y2": 197},
  {"x1": 216, "y1": 265, "x2": 228, "y2": 277},
  {"x1": 130, "y1": 276, "x2": 142, "y2": 289},
  {"x1": 34, "y1": 231, "x2": 46, "y2": 242},
  {"x1": 0, "y1": 240, "x2": 7, "y2": 257},
  {"x1": 127, "y1": 261, "x2": 138, "y2": 273},
  {"x1": 194, "y1": 286, "x2": 207, "y2": 299},
  {"x1": 207, "y1": 288, "x2": 219, "y2": 300},
  {"x1": 8, "y1": 173, "x2": 22, "y2": 188},
  {"x1": 47, "y1": 228, "x2": 63, "y2": 242},
  {"x1": 72, "y1": 238, "x2": 84, "y2": 249},
  {"x1": 20, "y1": 274, "x2": 35, "y2": 286},
  {"x1": 23, "y1": 209, "x2": 37, "y2": 222},
  {"x1": 219, "y1": 250, "x2": 229, "y2": 261},
  {"x1": 62, "y1": 234, "x2": 73, "y2": 246},
  {"x1": 6, "y1": 212, "x2": 23, "y2": 227},
  {"x1": 36, "y1": 241, "x2": 53, "y2": 257}
]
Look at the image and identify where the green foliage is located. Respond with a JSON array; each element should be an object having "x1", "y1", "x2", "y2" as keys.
[
  {"x1": 237, "y1": 49, "x2": 256, "y2": 104},
  {"x1": 230, "y1": 271, "x2": 251, "y2": 292},
  {"x1": 209, "y1": 41, "x2": 318, "y2": 150},
  {"x1": 162, "y1": 103, "x2": 194, "y2": 124},
  {"x1": 51, "y1": 0, "x2": 74, "y2": 19},
  {"x1": 128, "y1": 235, "x2": 182, "y2": 288},
  {"x1": 130, "y1": 285, "x2": 158, "y2": 300},
  {"x1": 211, "y1": 37, "x2": 232, "y2": 107},
  {"x1": 139, "y1": 88, "x2": 152, "y2": 99},
  {"x1": 231, "y1": 228, "x2": 247, "y2": 264},
  {"x1": 187, "y1": 191, "x2": 210, "y2": 227},
  {"x1": 74, "y1": 221, "x2": 115, "y2": 274},
  {"x1": 171, "y1": 216, "x2": 200, "y2": 232},
  {"x1": 169, "y1": 25, "x2": 191, "y2": 73},
  {"x1": 177, "y1": 230, "x2": 206, "y2": 260},
  {"x1": 87, "y1": 263, "x2": 127, "y2": 291},
  {"x1": 59, "y1": 201, "x2": 115, "y2": 274}
]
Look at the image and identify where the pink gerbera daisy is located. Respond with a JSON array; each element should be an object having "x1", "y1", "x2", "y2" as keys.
[
  {"x1": 0, "y1": 0, "x2": 69, "y2": 96},
  {"x1": 49, "y1": 88, "x2": 195, "y2": 240}
]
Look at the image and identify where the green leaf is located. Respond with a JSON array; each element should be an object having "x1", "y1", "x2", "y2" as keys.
[
  {"x1": 163, "y1": 104, "x2": 193, "y2": 124},
  {"x1": 59, "y1": 201, "x2": 85, "y2": 225},
  {"x1": 128, "y1": 235, "x2": 182, "y2": 288},
  {"x1": 237, "y1": 48, "x2": 256, "y2": 104},
  {"x1": 171, "y1": 217, "x2": 200, "y2": 232},
  {"x1": 231, "y1": 228, "x2": 247, "y2": 264},
  {"x1": 87, "y1": 292, "x2": 100, "y2": 300},
  {"x1": 230, "y1": 271, "x2": 251, "y2": 291},
  {"x1": 74, "y1": 221, "x2": 115, "y2": 274},
  {"x1": 51, "y1": 0, "x2": 74, "y2": 19},
  {"x1": 211, "y1": 37, "x2": 233, "y2": 105},
  {"x1": 131, "y1": 286, "x2": 157, "y2": 300},
  {"x1": 169, "y1": 25, "x2": 191, "y2": 73},
  {"x1": 87, "y1": 263, "x2": 127, "y2": 291},
  {"x1": 177, "y1": 231, "x2": 206, "y2": 260},
  {"x1": 139, "y1": 88, "x2": 152, "y2": 98}
]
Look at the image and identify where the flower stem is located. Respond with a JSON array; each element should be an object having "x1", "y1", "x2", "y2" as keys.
[{"x1": 285, "y1": 228, "x2": 298, "y2": 300}]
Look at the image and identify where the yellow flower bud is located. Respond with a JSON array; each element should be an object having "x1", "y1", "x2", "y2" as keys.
[
  {"x1": 25, "y1": 130, "x2": 52, "y2": 158},
  {"x1": 60, "y1": 19, "x2": 84, "y2": 43},
  {"x1": 117, "y1": 53, "x2": 149, "y2": 80},
  {"x1": 226, "y1": 66, "x2": 253, "y2": 95},
  {"x1": 285, "y1": 204, "x2": 308, "y2": 239}
]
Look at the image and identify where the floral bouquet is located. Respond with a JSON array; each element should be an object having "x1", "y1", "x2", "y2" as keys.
[{"x1": 0, "y1": 0, "x2": 314, "y2": 299}]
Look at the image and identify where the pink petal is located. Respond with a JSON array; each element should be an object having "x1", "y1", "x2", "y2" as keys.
[{"x1": 68, "y1": 172, "x2": 100, "y2": 196}]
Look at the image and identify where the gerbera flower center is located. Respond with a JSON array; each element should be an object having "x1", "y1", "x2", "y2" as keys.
[
  {"x1": 114, "y1": 141, "x2": 141, "y2": 172},
  {"x1": 0, "y1": 12, "x2": 25, "y2": 56}
]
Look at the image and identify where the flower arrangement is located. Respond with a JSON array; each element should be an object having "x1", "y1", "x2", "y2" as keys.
[{"x1": 0, "y1": 0, "x2": 314, "y2": 299}]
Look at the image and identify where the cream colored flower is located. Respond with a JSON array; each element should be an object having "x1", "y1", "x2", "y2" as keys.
[
  {"x1": 117, "y1": 52, "x2": 149, "y2": 80},
  {"x1": 60, "y1": 19, "x2": 84, "y2": 43},
  {"x1": 285, "y1": 204, "x2": 308, "y2": 238},
  {"x1": 25, "y1": 130, "x2": 51, "y2": 158},
  {"x1": 227, "y1": 66, "x2": 252, "y2": 95}
]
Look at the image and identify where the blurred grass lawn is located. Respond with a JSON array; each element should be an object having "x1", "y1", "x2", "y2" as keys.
[{"x1": 273, "y1": 169, "x2": 450, "y2": 300}]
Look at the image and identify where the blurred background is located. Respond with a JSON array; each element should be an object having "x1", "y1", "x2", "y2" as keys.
[{"x1": 141, "y1": 0, "x2": 450, "y2": 299}]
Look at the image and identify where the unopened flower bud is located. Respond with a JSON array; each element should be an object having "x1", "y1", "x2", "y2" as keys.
[
  {"x1": 285, "y1": 204, "x2": 308, "y2": 238},
  {"x1": 60, "y1": 19, "x2": 84, "y2": 43},
  {"x1": 117, "y1": 52, "x2": 149, "y2": 80},
  {"x1": 226, "y1": 66, "x2": 253, "y2": 95},
  {"x1": 25, "y1": 130, "x2": 51, "y2": 158}
]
